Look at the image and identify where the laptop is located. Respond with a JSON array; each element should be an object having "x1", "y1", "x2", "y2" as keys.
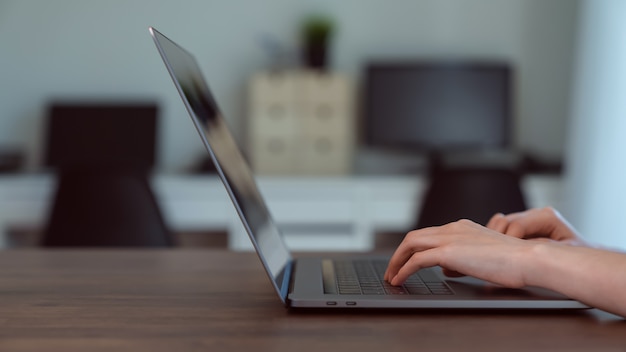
[{"x1": 149, "y1": 26, "x2": 587, "y2": 310}]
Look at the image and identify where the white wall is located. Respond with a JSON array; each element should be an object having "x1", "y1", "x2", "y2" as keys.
[
  {"x1": 563, "y1": 0, "x2": 626, "y2": 250},
  {"x1": 0, "y1": 0, "x2": 579, "y2": 172}
]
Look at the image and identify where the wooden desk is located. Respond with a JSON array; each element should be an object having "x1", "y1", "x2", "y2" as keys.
[{"x1": 0, "y1": 250, "x2": 623, "y2": 352}]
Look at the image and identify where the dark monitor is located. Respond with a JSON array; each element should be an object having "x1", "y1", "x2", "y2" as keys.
[
  {"x1": 364, "y1": 61, "x2": 512, "y2": 152},
  {"x1": 44, "y1": 103, "x2": 158, "y2": 170}
]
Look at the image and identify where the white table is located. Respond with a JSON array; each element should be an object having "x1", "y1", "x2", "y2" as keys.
[{"x1": 0, "y1": 174, "x2": 562, "y2": 251}]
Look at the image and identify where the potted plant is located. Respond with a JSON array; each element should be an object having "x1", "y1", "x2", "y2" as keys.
[{"x1": 301, "y1": 15, "x2": 335, "y2": 70}]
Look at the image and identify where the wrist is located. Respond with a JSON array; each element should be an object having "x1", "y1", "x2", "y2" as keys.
[{"x1": 519, "y1": 241, "x2": 554, "y2": 288}]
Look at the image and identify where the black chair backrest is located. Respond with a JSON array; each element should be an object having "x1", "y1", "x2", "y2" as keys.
[
  {"x1": 40, "y1": 102, "x2": 174, "y2": 247},
  {"x1": 44, "y1": 103, "x2": 157, "y2": 171}
]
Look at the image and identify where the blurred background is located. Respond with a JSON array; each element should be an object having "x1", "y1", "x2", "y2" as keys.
[{"x1": 0, "y1": 0, "x2": 624, "y2": 251}]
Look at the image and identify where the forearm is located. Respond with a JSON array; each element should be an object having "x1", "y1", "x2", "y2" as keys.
[{"x1": 523, "y1": 242, "x2": 626, "y2": 317}]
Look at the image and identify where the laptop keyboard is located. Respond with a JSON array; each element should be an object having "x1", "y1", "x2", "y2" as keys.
[{"x1": 333, "y1": 259, "x2": 453, "y2": 295}]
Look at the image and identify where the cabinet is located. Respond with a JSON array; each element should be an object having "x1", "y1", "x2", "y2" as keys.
[{"x1": 248, "y1": 71, "x2": 355, "y2": 175}]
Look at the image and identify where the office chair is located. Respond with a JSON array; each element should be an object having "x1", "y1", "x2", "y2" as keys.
[
  {"x1": 42, "y1": 168, "x2": 173, "y2": 247},
  {"x1": 40, "y1": 102, "x2": 174, "y2": 247},
  {"x1": 415, "y1": 165, "x2": 527, "y2": 229}
]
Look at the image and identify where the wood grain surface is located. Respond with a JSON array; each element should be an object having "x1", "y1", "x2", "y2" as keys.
[{"x1": 0, "y1": 249, "x2": 624, "y2": 352}]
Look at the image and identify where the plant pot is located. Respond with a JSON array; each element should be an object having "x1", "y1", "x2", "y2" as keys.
[{"x1": 304, "y1": 41, "x2": 327, "y2": 70}]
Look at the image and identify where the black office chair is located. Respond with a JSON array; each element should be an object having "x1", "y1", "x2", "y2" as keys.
[
  {"x1": 415, "y1": 166, "x2": 527, "y2": 229},
  {"x1": 42, "y1": 168, "x2": 173, "y2": 247},
  {"x1": 40, "y1": 102, "x2": 174, "y2": 247}
]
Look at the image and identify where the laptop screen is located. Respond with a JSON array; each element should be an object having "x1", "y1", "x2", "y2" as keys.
[{"x1": 150, "y1": 27, "x2": 293, "y2": 300}]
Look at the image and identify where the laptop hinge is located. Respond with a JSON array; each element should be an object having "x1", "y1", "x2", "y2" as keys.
[{"x1": 280, "y1": 259, "x2": 294, "y2": 303}]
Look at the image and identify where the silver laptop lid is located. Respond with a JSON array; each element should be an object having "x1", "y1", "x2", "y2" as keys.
[{"x1": 149, "y1": 27, "x2": 293, "y2": 302}]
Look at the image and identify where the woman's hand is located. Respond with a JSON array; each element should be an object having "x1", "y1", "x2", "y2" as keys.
[
  {"x1": 486, "y1": 207, "x2": 588, "y2": 246},
  {"x1": 383, "y1": 219, "x2": 537, "y2": 287},
  {"x1": 384, "y1": 208, "x2": 626, "y2": 318}
]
